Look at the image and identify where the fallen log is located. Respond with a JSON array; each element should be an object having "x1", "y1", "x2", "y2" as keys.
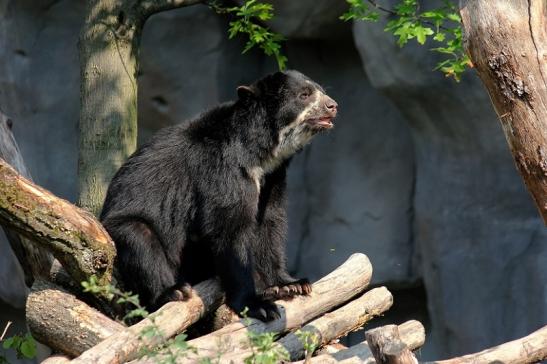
[
  {"x1": 0, "y1": 112, "x2": 53, "y2": 285},
  {"x1": 424, "y1": 324, "x2": 547, "y2": 364},
  {"x1": 26, "y1": 280, "x2": 125, "y2": 357},
  {"x1": 131, "y1": 253, "x2": 373, "y2": 364},
  {"x1": 0, "y1": 157, "x2": 115, "y2": 285},
  {"x1": 222, "y1": 287, "x2": 394, "y2": 363},
  {"x1": 294, "y1": 320, "x2": 425, "y2": 364},
  {"x1": 41, "y1": 355, "x2": 71, "y2": 364},
  {"x1": 70, "y1": 279, "x2": 223, "y2": 364},
  {"x1": 366, "y1": 325, "x2": 418, "y2": 364}
]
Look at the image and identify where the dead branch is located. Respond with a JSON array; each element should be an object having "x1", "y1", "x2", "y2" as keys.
[
  {"x1": 222, "y1": 287, "x2": 394, "y2": 363},
  {"x1": 0, "y1": 112, "x2": 53, "y2": 285},
  {"x1": 26, "y1": 280, "x2": 125, "y2": 357},
  {"x1": 0, "y1": 157, "x2": 115, "y2": 285},
  {"x1": 70, "y1": 279, "x2": 223, "y2": 364},
  {"x1": 366, "y1": 325, "x2": 418, "y2": 364},
  {"x1": 424, "y1": 324, "x2": 547, "y2": 364},
  {"x1": 294, "y1": 320, "x2": 425, "y2": 364},
  {"x1": 131, "y1": 253, "x2": 373, "y2": 364}
]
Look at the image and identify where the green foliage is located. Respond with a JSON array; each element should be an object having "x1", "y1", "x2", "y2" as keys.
[
  {"x1": 1, "y1": 333, "x2": 37, "y2": 361},
  {"x1": 82, "y1": 275, "x2": 149, "y2": 323},
  {"x1": 209, "y1": 0, "x2": 287, "y2": 70},
  {"x1": 295, "y1": 329, "x2": 319, "y2": 360},
  {"x1": 244, "y1": 330, "x2": 288, "y2": 364},
  {"x1": 339, "y1": 0, "x2": 380, "y2": 21},
  {"x1": 341, "y1": 0, "x2": 472, "y2": 81}
]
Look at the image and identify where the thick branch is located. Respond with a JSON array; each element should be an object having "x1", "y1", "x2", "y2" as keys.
[
  {"x1": 366, "y1": 325, "x2": 418, "y2": 364},
  {"x1": 131, "y1": 253, "x2": 373, "y2": 364},
  {"x1": 425, "y1": 324, "x2": 547, "y2": 364},
  {"x1": 295, "y1": 320, "x2": 425, "y2": 364},
  {"x1": 0, "y1": 111, "x2": 53, "y2": 285},
  {"x1": 223, "y1": 287, "x2": 394, "y2": 363},
  {"x1": 27, "y1": 280, "x2": 125, "y2": 357},
  {"x1": 0, "y1": 157, "x2": 115, "y2": 285},
  {"x1": 460, "y1": 0, "x2": 547, "y2": 223},
  {"x1": 70, "y1": 279, "x2": 223, "y2": 364}
]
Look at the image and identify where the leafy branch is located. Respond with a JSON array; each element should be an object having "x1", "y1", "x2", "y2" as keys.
[
  {"x1": 1, "y1": 322, "x2": 37, "y2": 363},
  {"x1": 209, "y1": 0, "x2": 287, "y2": 70},
  {"x1": 341, "y1": 0, "x2": 472, "y2": 81}
]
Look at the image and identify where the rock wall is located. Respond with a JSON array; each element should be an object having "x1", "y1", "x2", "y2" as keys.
[{"x1": 0, "y1": 0, "x2": 545, "y2": 360}]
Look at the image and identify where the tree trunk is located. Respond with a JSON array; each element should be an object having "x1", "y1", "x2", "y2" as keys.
[
  {"x1": 365, "y1": 325, "x2": 418, "y2": 364},
  {"x1": 0, "y1": 158, "x2": 115, "y2": 286},
  {"x1": 0, "y1": 111, "x2": 53, "y2": 285},
  {"x1": 77, "y1": 0, "x2": 203, "y2": 216},
  {"x1": 77, "y1": 0, "x2": 141, "y2": 216},
  {"x1": 460, "y1": 0, "x2": 547, "y2": 224}
]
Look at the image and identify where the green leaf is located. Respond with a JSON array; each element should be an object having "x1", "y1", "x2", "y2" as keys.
[
  {"x1": 2, "y1": 337, "x2": 14, "y2": 349},
  {"x1": 415, "y1": 26, "x2": 434, "y2": 44},
  {"x1": 433, "y1": 32, "x2": 446, "y2": 42},
  {"x1": 19, "y1": 337, "x2": 36, "y2": 359}
]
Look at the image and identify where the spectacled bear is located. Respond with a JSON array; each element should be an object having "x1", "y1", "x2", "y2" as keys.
[{"x1": 100, "y1": 70, "x2": 338, "y2": 321}]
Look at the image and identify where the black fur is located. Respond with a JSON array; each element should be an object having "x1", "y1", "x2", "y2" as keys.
[{"x1": 100, "y1": 70, "x2": 337, "y2": 321}]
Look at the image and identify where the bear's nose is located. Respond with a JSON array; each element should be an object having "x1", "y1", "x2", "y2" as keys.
[{"x1": 325, "y1": 96, "x2": 337, "y2": 114}]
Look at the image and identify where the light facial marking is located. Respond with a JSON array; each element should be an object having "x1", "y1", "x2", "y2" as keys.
[{"x1": 258, "y1": 89, "x2": 325, "y2": 175}]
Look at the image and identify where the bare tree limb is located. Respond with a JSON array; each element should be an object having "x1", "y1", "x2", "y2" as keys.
[
  {"x1": 424, "y1": 324, "x2": 547, "y2": 364},
  {"x1": 294, "y1": 320, "x2": 425, "y2": 364},
  {"x1": 365, "y1": 325, "x2": 418, "y2": 364},
  {"x1": 70, "y1": 279, "x2": 223, "y2": 364},
  {"x1": 222, "y1": 287, "x2": 394, "y2": 363},
  {"x1": 0, "y1": 157, "x2": 115, "y2": 286},
  {"x1": 26, "y1": 280, "x2": 125, "y2": 357}
]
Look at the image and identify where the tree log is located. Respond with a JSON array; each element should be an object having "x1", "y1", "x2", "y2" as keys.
[
  {"x1": 26, "y1": 280, "x2": 125, "y2": 357},
  {"x1": 0, "y1": 111, "x2": 53, "y2": 285},
  {"x1": 425, "y1": 324, "x2": 547, "y2": 364},
  {"x1": 365, "y1": 325, "x2": 418, "y2": 364},
  {"x1": 130, "y1": 253, "x2": 372, "y2": 364},
  {"x1": 70, "y1": 279, "x2": 223, "y2": 364},
  {"x1": 222, "y1": 287, "x2": 394, "y2": 363},
  {"x1": 294, "y1": 320, "x2": 425, "y2": 364},
  {"x1": 460, "y1": 0, "x2": 547, "y2": 224},
  {"x1": 0, "y1": 157, "x2": 115, "y2": 285},
  {"x1": 41, "y1": 355, "x2": 72, "y2": 364}
]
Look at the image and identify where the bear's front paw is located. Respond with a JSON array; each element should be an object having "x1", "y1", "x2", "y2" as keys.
[
  {"x1": 262, "y1": 278, "x2": 312, "y2": 301},
  {"x1": 244, "y1": 299, "x2": 280, "y2": 321},
  {"x1": 159, "y1": 283, "x2": 193, "y2": 305}
]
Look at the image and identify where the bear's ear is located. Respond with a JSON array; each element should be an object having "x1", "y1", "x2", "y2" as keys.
[{"x1": 237, "y1": 85, "x2": 257, "y2": 100}]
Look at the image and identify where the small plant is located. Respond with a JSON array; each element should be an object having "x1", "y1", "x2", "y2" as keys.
[
  {"x1": 295, "y1": 329, "x2": 320, "y2": 361},
  {"x1": 82, "y1": 275, "x2": 149, "y2": 323},
  {"x1": 1, "y1": 322, "x2": 37, "y2": 363},
  {"x1": 341, "y1": 0, "x2": 472, "y2": 81},
  {"x1": 209, "y1": 0, "x2": 287, "y2": 70}
]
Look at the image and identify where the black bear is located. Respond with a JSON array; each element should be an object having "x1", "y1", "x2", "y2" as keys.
[{"x1": 100, "y1": 70, "x2": 338, "y2": 321}]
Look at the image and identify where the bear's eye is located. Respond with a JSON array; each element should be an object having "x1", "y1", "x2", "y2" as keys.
[{"x1": 299, "y1": 91, "x2": 311, "y2": 100}]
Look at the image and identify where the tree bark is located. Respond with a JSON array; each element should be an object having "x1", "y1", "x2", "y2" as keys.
[
  {"x1": 0, "y1": 158, "x2": 115, "y2": 285},
  {"x1": 77, "y1": 0, "x2": 203, "y2": 215},
  {"x1": 131, "y1": 253, "x2": 373, "y2": 364},
  {"x1": 26, "y1": 280, "x2": 125, "y2": 357},
  {"x1": 294, "y1": 320, "x2": 425, "y2": 364},
  {"x1": 365, "y1": 325, "x2": 418, "y2": 364},
  {"x1": 222, "y1": 287, "x2": 394, "y2": 363},
  {"x1": 0, "y1": 111, "x2": 53, "y2": 285},
  {"x1": 460, "y1": 0, "x2": 547, "y2": 224},
  {"x1": 424, "y1": 324, "x2": 547, "y2": 364}
]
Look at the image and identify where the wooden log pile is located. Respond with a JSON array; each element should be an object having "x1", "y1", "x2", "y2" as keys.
[{"x1": 1, "y1": 113, "x2": 546, "y2": 363}]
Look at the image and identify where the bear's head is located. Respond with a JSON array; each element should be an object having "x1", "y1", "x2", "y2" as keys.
[{"x1": 237, "y1": 70, "x2": 337, "y2": 171}]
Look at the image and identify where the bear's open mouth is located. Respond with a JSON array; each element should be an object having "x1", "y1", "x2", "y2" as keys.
[{"x1": 305, "y1": 117, "x2": 334, "y2": 130}]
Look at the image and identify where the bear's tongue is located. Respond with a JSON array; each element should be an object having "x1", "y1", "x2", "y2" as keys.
[{"x1": 306, "y1": 117, "x2": 333, "y2": 129}]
